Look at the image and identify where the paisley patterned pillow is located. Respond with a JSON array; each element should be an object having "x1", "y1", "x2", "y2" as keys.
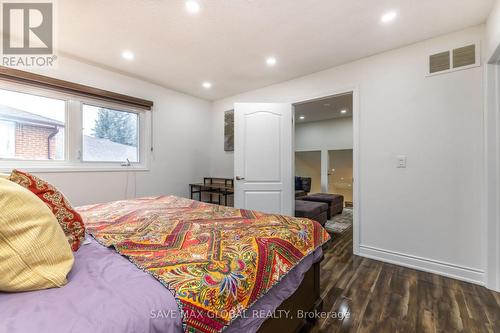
[{"x1": 9, "y1": 170, "x2": 85, "y2": 251}]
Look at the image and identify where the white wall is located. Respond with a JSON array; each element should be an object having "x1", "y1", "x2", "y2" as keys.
[
  {"x1": 295, "y1": 117, "x2": 353, "y2": 151},
  {"x1": 7, "y1": 56, "x2": 213, "y2": 206},
  {"x1": 210, "y1": 25, "x2": 485, "y2": 284},
  {"x1": 486, "y1": 0, "x2": 500, "y2": 61}
]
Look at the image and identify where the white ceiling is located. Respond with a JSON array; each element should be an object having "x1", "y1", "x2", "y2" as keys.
[
  {"x1": 295, "y1": 93, "x2": 353, "y2": 123},
  {"x1": 57, "y1": 0, "x2": 493, "y2": 100}
]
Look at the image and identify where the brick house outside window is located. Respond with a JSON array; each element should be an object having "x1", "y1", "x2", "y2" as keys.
[{"x1": 0, "y1": 105, "x2": 64, "y2": 160}]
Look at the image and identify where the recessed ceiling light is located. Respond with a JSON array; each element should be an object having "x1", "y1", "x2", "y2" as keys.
[
  {"x1": 202, "y1": 81, "x2": 212, "y2": 89},
  {"x1": 340, "y1": 109, "x2": 347, "y2": 114},
  {"x1": 122, "y1": 51, "x2": 134, "y2": 60},
  {"x1": 381, "y1": 11, "x2": 397, "y2": 23},
  {"x1": 299, "y1": 115, "x2": 305, "y2": 120},
  {"x1": 185, "y1": 0, "x2": 201, "y2": 14},
  {"x1": 266, "y1": 57, "x2": 277, "y2": 67}
]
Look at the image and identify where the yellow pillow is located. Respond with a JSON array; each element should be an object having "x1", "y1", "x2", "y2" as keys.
[
  {"x1": 0, "y1": 178, "x2": 74, "y2": 292},
  {"x1": 0, "y1": 173, "x2": 9, "y2": 179}
]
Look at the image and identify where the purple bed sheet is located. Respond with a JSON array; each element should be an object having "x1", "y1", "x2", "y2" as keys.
[{"x1": 0, "y1": 237, "x2": 322, "y2": 333}]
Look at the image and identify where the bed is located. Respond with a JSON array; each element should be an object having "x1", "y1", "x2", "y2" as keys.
[{"x1": 0, "y1": 195, "x2": 329, "y2": 333}]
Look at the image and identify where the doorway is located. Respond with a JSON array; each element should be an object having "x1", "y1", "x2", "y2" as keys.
[
  {"x1": 293, "y1": 91, "x2": 357, "y2": 249},
  {"x1": 233, "y1": 88, "x2": 360, "y2": 254}
]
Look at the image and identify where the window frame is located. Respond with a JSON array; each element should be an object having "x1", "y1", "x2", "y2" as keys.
[
  {"x1": 0, "y1": 80, "x2": 151, "y2": 173},
  {"x1": 80, "y1": 101, "x2": 142, "y2": 164},
  {"x1": 0, "y1": 119, "x2": 16, "y2": 158}
]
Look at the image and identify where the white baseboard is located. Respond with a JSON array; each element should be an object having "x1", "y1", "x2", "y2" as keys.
[{"x1": 359, "y1": 245, "x2": 485, "y2": 286}]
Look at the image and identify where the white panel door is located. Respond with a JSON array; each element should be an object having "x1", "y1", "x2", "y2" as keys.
[{"x1": 234, "y1": 103, "x2": 293, "y2": 216}]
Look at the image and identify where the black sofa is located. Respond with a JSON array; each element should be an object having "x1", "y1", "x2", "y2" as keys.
[{"x1": 295, "y1": 176, "x2": 311, "y2": 198}]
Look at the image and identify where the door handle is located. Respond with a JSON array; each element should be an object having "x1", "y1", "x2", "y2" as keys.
[{"x1": 236, "y1": 176, "x2": 245, "y2": 180}]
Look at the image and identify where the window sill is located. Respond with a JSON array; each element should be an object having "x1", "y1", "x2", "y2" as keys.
[{"x1": 0, "y1": 164, "x2": 149, "y2": 173}]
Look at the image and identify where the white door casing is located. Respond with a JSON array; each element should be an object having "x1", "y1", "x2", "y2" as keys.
[
  {"x1": 234, "y1": 103, "x2": 293, "y2": 216},
  {"x1": 485, "y1": 62, "x2": 500, "y2": 292}
]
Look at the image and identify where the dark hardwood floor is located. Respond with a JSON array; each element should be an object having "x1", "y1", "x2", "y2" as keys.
[{"x1": 308, "y1": 228, "x2": 500, "y2": 333}]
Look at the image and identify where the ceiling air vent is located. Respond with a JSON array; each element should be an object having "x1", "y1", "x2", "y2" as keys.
[
  {"x1": 427, "y1": 42, "x2": 479, "y2": 76},
  {"x1": 453, "y1": 44, "x2": 476, "y2": 69},
  {"x1": 429, "y1": 51, "x2": 450, "y2": 74}
]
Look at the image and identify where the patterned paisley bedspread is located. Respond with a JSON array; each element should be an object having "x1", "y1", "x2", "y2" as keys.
[{"x1": 77, "y1": 196, "x2": 330, "y2": 333}]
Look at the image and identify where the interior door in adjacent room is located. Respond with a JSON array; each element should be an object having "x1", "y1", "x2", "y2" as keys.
[{"x1": 234, "y1": 103, "x2": 293, "y2": 215}]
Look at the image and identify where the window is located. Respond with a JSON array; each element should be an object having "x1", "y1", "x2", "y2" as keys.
[
  {"x1": 82, "y1": 105, "x2": 139, "y2": 162},
  {"x1": 0, "y1": 81, "x2": 150, "y2": 171},
  {"x1": 0, "y1": 89, "x2": 66, "y2": 160}
]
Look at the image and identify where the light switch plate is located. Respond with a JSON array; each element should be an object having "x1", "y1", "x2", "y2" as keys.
[{"x1": 397, "y1": 155, "x2": 407, "y2": 168}]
